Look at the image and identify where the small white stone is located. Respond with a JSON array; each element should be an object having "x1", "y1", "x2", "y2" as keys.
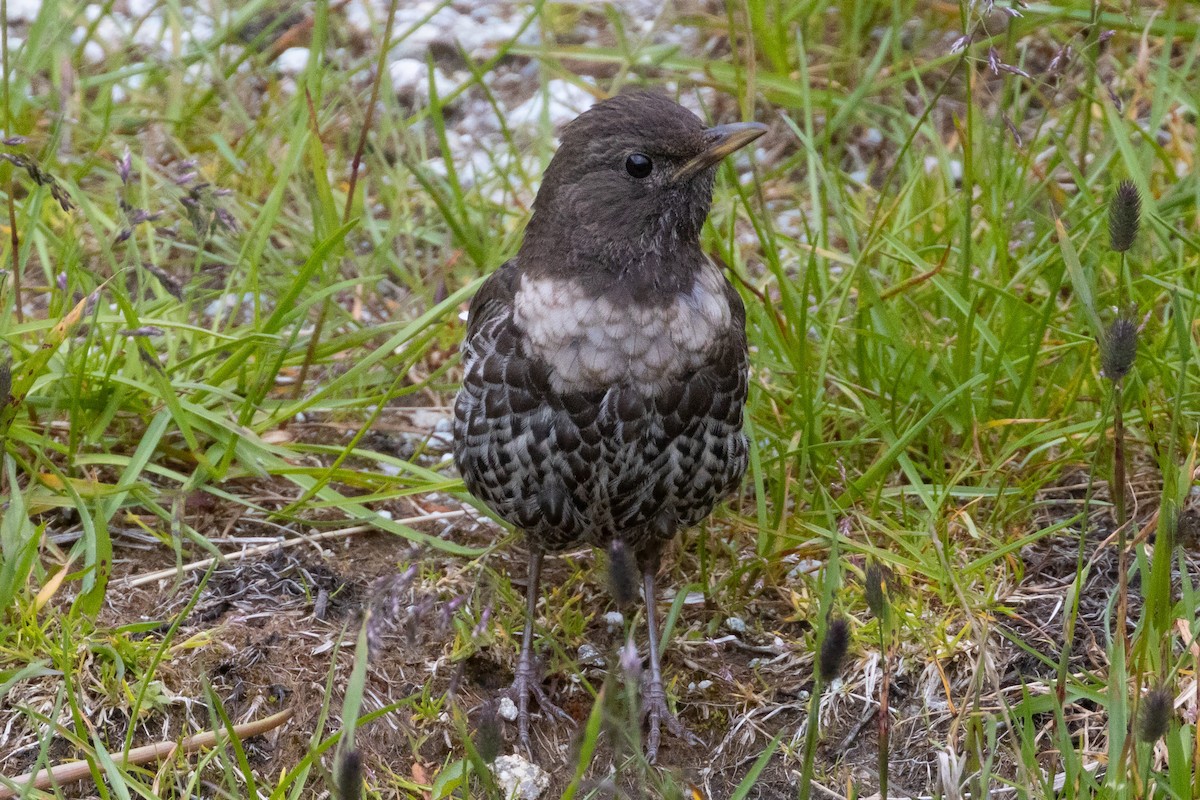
[
  {"x1": 497, "y1": 696, "x2": 519, "y2": 721},
  {"x1": 131, "y1": 15, "x2": 166, "y2": 49},
  {"x1": 83, "y1": 40, "x2": 106, "y2": 64},
  {"x1": 204, "y1": 293, "x2": 257, "y2": 317},
  {"x1": 507, "y1": 79, "x2": 596, "y2": 130},
  {"x1": 388, "y1": 58, "x2": 456, "y2": 103},
  {"x1": 94, "y1": 17, "x2": 127, "y2": 46},
  {"x1": 6, "y1": 0, "x2": 43, "y2": 22},
  {"x1": 577, "y1": 643, "x2": 604, "y2": 668},
  {"x1": 276, "y1": 47, "x2": 310, "y2": 74},
  {"x1": 697, "y1": 679, "x2": 713, "y2": 691},
  {"x1": 724, "y1": 616, "x2": 746, "y2": 634},
  {"x1": 491, "y1": 754, "x2": 549, "y2": 800},
  {"x1": 603, "y1": 610, "x2": 624, "y2": 631}
]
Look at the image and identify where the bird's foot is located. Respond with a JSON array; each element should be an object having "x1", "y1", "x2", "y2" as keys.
[
  {"x1": 641, "y1": 675, "x2": 700, "y2": 764},
  {"x1": 507, "y1": 656, "x2": 574, "y2": 753}
]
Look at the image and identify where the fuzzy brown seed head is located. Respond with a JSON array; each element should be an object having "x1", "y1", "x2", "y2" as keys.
[
  {"x1": 607, "y1": 540, "x2": 639, "y2": 609},
  {"x1": 1100, "y1": 317, "x2": 1138, "y2": 382},
  {"x1": 1176, "y1": 510, "x2": 1200, "y2": 551},
  {"x1": 1138, "y1": 687, "x2": 1173, "y2": 743},
  {"x1": 818, "y1": 617, "x2": 851, "y2": 683},
  {"x1": 336, "y1": 749, "x2": 362, "y2": 800},
  {"x1": 864, "y1": 561, "x2": 887, "y2": 620},
  {"x1": 1109, "y1": 180, "x2": 1141, "y2": 253},
  {"x1": 474, "y1": 702, "x2": 503, "y2": 763}
]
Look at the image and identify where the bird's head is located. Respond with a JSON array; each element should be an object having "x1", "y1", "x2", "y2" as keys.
[{"x1": 519, "y1": 92, "x2": 766, "y2": 294}]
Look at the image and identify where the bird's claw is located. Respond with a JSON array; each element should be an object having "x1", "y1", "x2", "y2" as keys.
[
  {"x1": 642, "y1": 677, "x2": 700, "y2": 764},
  {"x1": 508, "y1": 657, "x2": 573, "y2": 753}
]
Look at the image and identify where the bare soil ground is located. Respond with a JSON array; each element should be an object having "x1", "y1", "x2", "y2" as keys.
[{"x1": 7, "y1": 449, "x2": 1188, "y2": 797}]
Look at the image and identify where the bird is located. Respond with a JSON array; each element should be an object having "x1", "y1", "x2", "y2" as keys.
[{"x1": 453, "y1": 90, "x2": 764, "y2": 762}]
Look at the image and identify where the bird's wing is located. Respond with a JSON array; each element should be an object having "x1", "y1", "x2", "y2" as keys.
[{"x1": 464, "y1": 258, "x2": 520, "y2": 345}]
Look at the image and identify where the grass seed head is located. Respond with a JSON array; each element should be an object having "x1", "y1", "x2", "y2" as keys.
[
  {"x1": 336, "y1": 748, "x2": 362, "y2": 800},
  {"x1": 1108, "y1": 180, "x2": 1141, "y2": 253},
  {"x1": 864, "y1": 561, "x2": 887, "y2": 620},
  {"x1": 606, "y1": 539, "x2": 639, "y2": 609},
  {"x1": 1100, "y1": 316, "x2": 1138, "y2": 382},
  {"x1": 1138, "y1": 687, "x2": 1173, "y2": 743},
  {"x1": 818, "y1": 617, "x2": 850, "y2": 682},
  {"x1": 474, "y1": 701, "x2": 503, "y2": 763}
]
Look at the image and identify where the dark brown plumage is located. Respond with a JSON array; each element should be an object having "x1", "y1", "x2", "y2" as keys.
[{"x1": 453, "y1": 91, "x2": 764, "y2": 762}]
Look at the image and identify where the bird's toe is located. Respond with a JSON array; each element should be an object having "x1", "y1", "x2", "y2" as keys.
[
  {"x1": 506, "y1": 657, "x2": 574, "y2": 754},
  {"x1": 642, "y1": 679, "x2": 700, "y2": 763}
]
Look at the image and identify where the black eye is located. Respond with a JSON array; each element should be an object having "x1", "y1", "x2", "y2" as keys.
[{"x1": 625, "y1": 153, "x2": 653, "y2": 179}]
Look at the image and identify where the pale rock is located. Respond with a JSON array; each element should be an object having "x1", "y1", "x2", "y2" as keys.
[
  {"x1": 497, "y1": 696, "x2": 519, "y2": 721},
  {"x1": 276, "y1": 47, "x2": 310, "y2": 74},
  {"x1": 507, "y1": 79, "x2": 595, "y2": 130},
  {"x1": 6, "y1": 0, "x2": 43, "y2": 22},
  {"x1": 388, "y1": 57, "x2": 457, "y2": 103},
  {"x1": 577, "y1": 642, "x2": 604, "y2": 668},
  {"x1": 492, "y1": 754, "x2": 550, "y2": 800}
]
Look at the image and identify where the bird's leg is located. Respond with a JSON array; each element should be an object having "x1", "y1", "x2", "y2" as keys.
[
  {"x1": 641, "y1": 562, "x2": 700, "y2": 763},
  {"x1": 509, "y1": 548, "x2": 573, "y2": 753}
]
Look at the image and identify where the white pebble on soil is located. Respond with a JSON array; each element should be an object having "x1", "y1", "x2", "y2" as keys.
[
  {"x1": 276, "y1": 47, "x2": 310, "y2": 74},
  {"x1": 492, "y1": 754, "x2": 550, "y2": 800},
  {"x1": 497, "y1": 696, "x2": 519, "y2": 721},
  {"x1": 388, "y1": 57, "x2": 458, "y2": 104},
  {"x1": 507, "y1": 79, "x2": 596, "y2": 130},
  {"x1": 577, "y1": 642, "x2": 605, "y2": 667}
]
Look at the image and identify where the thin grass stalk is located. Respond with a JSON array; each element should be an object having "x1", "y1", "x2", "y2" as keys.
[
  {"x1": 1051, "y1": 460, "x2": 1100, "y2": 782},
  {"x1": 877, "y1": 628, "x2": 890, "y2": 798},
  {"x1": 865, "y1": 560, "x2": 890, "y2": 798},
  {"x1": 294, "y1": 0, "x2": 399, "y2": 398},
  {"x1": 800, "y1": 615, "x2": 847, "y2": 800},
  {"x1": 1195, "y1": 634, "x2": 1200, "y2": 799},
  {"x1": 1, "y1": 0, "x2": 21, "y2": 324},
  {"x1": 1076, "y1": 0, "x2": 1101, "y2": 177},
  {"x1": 797, "y1": 675, "x2": 824, "y2": 800},
  {"x1": 1113, "y1": 379, "x2": 1129, "y2": 660}
]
